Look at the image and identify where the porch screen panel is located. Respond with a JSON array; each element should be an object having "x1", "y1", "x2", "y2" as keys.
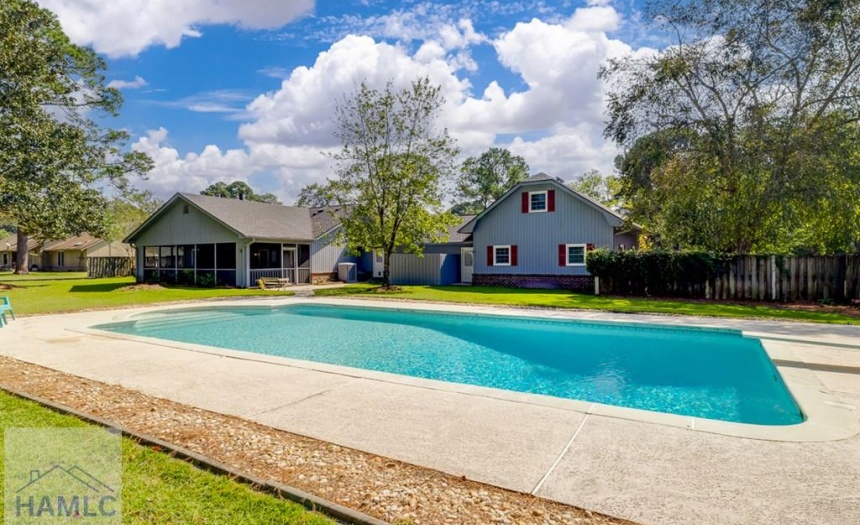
[
  {"x1": 298, "y1": 245, "x2": 310, "y2": 268},
  {"x1": 216, "y1": 243, "x2": 236, "y2": 269}
]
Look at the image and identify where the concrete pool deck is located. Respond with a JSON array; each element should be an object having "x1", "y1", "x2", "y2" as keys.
[{"x1": 1, "y1": 298, "x2": 858, "y2": 525}]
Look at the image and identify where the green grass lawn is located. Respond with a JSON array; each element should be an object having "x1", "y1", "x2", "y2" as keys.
[
  {"x1": 0, "y1": 390, "x2": 334, "y2": 525},
  {"x1": 0, "y1": 272, "x2": 293, "y2": 316},
  {"x1": 314, "y1": 284, "x2": 860, "y2": 325}
]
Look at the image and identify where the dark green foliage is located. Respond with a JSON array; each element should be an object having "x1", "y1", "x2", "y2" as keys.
[
  {"x1": 200, "y1": 181, "x2": 280, "y2": 204},
  {"x1": 0, "y1": 0, "x2": 153, "y2": 273},
  {"x1": 587, "y1": 249, "x2": 720, "y2": 297},
  {"x1": 452, "y1": 147, "x2": 529, "y2": 214}
]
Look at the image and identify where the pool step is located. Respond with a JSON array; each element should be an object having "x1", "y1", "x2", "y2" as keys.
[{"x1": 131, "y1": 311, "x2": 249, "y2": 330}]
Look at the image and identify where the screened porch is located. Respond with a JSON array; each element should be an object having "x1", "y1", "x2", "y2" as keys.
[{"x1": 249, "y1": 242, "x2": 311, "y2": 285}]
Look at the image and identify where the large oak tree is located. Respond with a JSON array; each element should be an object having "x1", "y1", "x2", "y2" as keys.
[
  {"x1": 602, "y1": 0, "x2": 860, "y2": 253},
  {"x1": 0, "y1": 0, "x2": 152, "y2": 272}
]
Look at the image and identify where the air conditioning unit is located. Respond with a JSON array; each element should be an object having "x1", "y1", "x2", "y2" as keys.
[{"x1": 337, "y1": 262, "x2": 357, "y2": 283}]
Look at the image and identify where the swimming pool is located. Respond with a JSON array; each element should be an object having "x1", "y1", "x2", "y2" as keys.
[{"x1": 95, "y1": 304, "x2": 803, "y2": 425}]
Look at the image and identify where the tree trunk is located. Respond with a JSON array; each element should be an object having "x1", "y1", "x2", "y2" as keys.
[
  {"x1": 14, "y1": 230, "x2": 29, "y2": 275},
  {"x1": 382, "y1": 249, "x2": 392, "y2": 289}
]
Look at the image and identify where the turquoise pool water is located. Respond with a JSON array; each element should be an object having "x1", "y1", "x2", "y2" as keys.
[{"x1": 95, "y1": 304, "x2": 803, "y2": 425}]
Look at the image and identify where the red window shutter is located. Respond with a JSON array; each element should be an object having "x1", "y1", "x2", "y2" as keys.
[
  {"x1": 487, "y1": 245, "x2": 494, "y2": 266},
  {"x1": 511, "y1": 245, "x2": 518, "y2": 266},
  {"x1": 558, "y1": 244, "x2": 566, "y2": 266},
  {"x1": 521, "y1": 192, "x2": 529, "y2": 213},
  {"x1": 547, "y1": 190, "x2": 555, "y2": 212}
]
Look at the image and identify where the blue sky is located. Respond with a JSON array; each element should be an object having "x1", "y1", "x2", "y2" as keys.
[{"x1": 37, "y1": 0, "x2": 656, "y2": 203}]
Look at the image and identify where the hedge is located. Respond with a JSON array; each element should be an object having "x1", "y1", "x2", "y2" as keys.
[{"x1": 586, "y1": 249, "x2": 724, "y2": 297}]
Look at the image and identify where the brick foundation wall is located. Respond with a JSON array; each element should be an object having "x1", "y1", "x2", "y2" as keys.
[
  {"x1": 312, "y1": 272, "x2": 338, "y2": 284},
  {"x1": 473, "y1": 273, "x2": 594, "y2": 291}
]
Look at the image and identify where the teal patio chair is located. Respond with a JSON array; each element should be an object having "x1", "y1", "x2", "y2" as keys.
[{"x1": 0, "y1": 297, "x2": 13, "y2": 325}]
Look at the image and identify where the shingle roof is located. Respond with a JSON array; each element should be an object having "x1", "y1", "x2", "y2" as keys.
[
  {"x1": 41, "y1": 233, "x2": 101, "y2": 252},
  {"x1": 445, "y1": 215, "x2": 474, "y2": 243},
  {"x1": 527, "y1": 172, "x2": 555, "y2": 182},
  {"x1": 0, "y1": 234, "x2": 41, "y2": 252},
  {"x1": 309, "y1": 206, "x2": 349, "y2": 238},
  {"x1": 181, "y1": 193, "x2": 315, "y2": 240}
]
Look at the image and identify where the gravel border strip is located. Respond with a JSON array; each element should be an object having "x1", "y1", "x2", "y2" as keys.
[
  {"x1": 0, "y1": 383, "x2": 388, "y2": 525},
  {"x1": 0, "y1": 356, "x2": 635, "y2": 525}
]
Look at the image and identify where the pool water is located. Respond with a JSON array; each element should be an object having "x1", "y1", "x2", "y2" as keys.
[{"x1": 95, "y1": 304, "x2": 803, "y2": 425}]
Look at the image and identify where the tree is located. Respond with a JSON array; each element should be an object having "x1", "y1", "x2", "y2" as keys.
[
  {"x1": 601, "y1": 0, "x2": 860, "y2": 253},
  {"x1": 104, "y1": 189, "x2": 163, "y2": 241},
  {"x1": 294, "y1": 182, "x2": 333, "y2": 207},
  {"x1": 0, "y1": 0, "x2": 152, "y2": 273},
  {"x1": 452, "y1": 147, "x2": 529, "y2": 214},
  {"x1": 200, "y1": 181, "x2": 280, "y2": 204},
  {"x1": 567, "y1": 169, "x2": 623, "y2": 210},
  {"x1": 328, "y1": 78, "x2": 460, "y2": 287}
]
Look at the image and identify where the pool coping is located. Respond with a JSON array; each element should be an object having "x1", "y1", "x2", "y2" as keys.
[{"x1": 76, "y1": 297, "x2": 859, "y2": 443}]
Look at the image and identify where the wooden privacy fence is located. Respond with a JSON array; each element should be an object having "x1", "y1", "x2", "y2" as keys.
[
  {"x1": 87, "y1": 257, "x2": 134, "y2": 278},
  {"x1": 597, "y1": 255, "x2": 860, "y2": 302},
  {"x1": 709, "y1": 255, "x2": 860, "y2": 302}
]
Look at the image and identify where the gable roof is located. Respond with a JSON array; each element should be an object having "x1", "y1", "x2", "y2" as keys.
[
  {"x1": 458, "y1": 172, "x2": 625, "y2": 233},
  {"x1": 124, "y1": 193, "x2": 345, "y2": 243},
  {"x1": 42, "y1": 233, "x2": 102, "y2": 252},
  {"x1": 310, "y1": 206, "x2": 349, "y2": 238}
]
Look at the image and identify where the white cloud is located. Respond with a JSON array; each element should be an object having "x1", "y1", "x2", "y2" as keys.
[
  {"x1": 238, "y1": 35, "x2": 472, "y2": 147},
  {"x1": 132, "y1": 5, "x2": 653, "y2": 203},
  {"x1": 107, "y1": 76, "x2": 147, "y2": 90},
  {"x1": 36, "y1": 0, "x2": 314, "y2": 57}
]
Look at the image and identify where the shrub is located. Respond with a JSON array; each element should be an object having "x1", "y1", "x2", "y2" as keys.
[{"x1": 586, "y1": 249, "x2": 718, "y2": 297}]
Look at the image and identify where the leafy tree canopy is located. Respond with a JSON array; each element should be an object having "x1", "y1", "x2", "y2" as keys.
[
  {"x1": 602, "y1": 0, "x2": 860, "y2": 254},
  {"x1": 104, "y1": 189, "x2": 163, "y2": 241},
  {"x1": 452, "y1": 147, "x2": 529, "y2": 215},
  {"x1": 567, "y1": 169, "x2": 623, "y2": 211},
  {"x1": 328, "y1": 78, "x2": 460, "y2": 287},
  {"x1": 0, "y1": 0, "x2": 152, "y2": 272},
  {"x1": 294, "y1": 182, "x2": 334, "y2": 207},
  {"x1": 200, "y1": 181, "x2": 280, "y2": 204}
]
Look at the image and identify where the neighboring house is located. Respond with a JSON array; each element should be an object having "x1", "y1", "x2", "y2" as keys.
[
  {"x1": 41, "y1": 233, "x2": 103, "y2": 271},
  {"x1": 0, "y1": 235, "x2": 42, "y2": 270},
  {"x1": 124, "y1": 193, "x2": 357, "y2": 287},
  {"x1": 86, "y1": 239, "x2": 136, "y2": 277},
  {"x1": 457, "y1": 173, "x2": 638, "y2": 289}
]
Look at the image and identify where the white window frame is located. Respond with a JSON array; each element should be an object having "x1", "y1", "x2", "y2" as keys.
[
  {"x1": 565, "y1": 244, "x2": 586, "y2": 266},
  {"x1": 493, "y1": 245, "x2": 511, "y2": 266},
  {"x1": 528, "y1": 191, "x2": 548, "y2": 213}
]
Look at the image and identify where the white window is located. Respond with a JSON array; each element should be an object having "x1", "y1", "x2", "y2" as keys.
[
  {"x1": 464, "y1": 250, "x2": 473, "y2": 267},
  {"x1": 58, "y1": 252, "x2": 65, "y2": 267},
  {"x1": 566, "y1": 244, "x2": 586, "y2": 266},
  {"x1": 529, "y1": 191, "x2": 547, "y2": 212},
  {"x1": 494, "y1": 245, "x2": 511, "y2": 266},
  {"x1": 375, "y1": 251, "x2": 384, "y2": 263}
]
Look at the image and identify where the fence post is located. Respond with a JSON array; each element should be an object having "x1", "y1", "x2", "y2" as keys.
[
  {"x1": 770, "y1": 255, "x2": 777, "y2": 301},
  {"x1": 594, "y1": 276, "x2": 600, "y2": 295}
]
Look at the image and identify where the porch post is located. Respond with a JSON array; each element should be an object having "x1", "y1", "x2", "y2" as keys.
[{"x1": 246, "y1": 240, "x2": 252, "y2": 288}]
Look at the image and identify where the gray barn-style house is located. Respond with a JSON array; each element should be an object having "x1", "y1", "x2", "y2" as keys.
[
  {"x1": 458, "y1": 173, "x2": 638, "y2": 290},
  {"x1": 125, "y1": 174, "x2": 637, "y2": 289},
  {"x1": 124, "y1": 194, "x2": 356, "y2": 287}
]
